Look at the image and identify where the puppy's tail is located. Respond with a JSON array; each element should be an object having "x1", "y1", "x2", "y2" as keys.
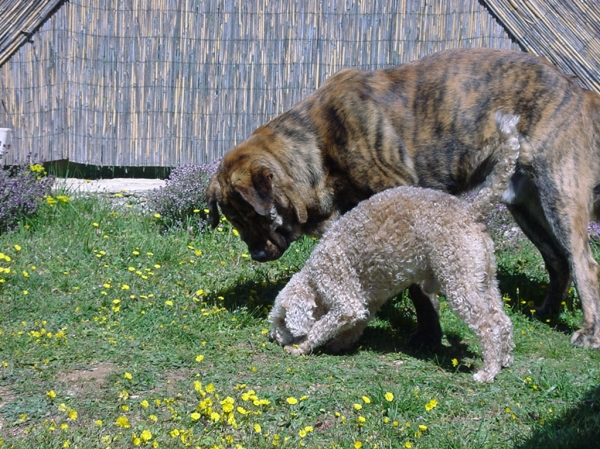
[{"x1": 469, "y1": 112, "x2": 520, "y2": 221}]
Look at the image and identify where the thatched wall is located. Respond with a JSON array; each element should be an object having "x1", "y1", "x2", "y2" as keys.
[
  {"x1": 0, "y1": 0, "x2": 520, "y2": 167},
  {"x1": 483, "y1": 0, "x2": 600, "y2": 93}
]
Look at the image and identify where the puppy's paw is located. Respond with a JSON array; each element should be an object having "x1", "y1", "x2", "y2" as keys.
[
  {"x1": 284, "y1": 344, "x2": 308, "y2": 356},
  {"x1": 269, "y1": 326, "x2": 295, "y2": 346}
]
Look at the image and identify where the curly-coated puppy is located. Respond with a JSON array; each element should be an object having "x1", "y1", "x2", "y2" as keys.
[{"x1": 269, "y1": 113, "x2": 520, "y2": 382}]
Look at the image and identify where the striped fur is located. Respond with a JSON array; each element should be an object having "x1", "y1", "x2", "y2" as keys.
[{"x1": 207, "y1": 48, "x2": 600, "y2": 349}]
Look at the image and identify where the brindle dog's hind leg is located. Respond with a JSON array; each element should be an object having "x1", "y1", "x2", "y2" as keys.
[
  {"x1": 503, "y1": 170, "x2": 571, "y2": 316},
  {"x1": 505, "y1": 169, "x2": 600, "y2": 348}
]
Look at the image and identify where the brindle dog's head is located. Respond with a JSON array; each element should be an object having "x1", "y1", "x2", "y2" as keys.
[{"x1": 206, "y1": 132, "x2": 309, "y2": 262}]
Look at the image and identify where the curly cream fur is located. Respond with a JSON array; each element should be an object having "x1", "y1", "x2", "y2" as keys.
[{"x1": 269, "y1": 113, "x2": 520, "y2": 383}]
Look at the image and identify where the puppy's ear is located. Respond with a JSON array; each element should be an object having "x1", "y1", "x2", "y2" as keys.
[
  {"x1": 206, "y1": 174, "x2": 221, "y2": 228},
  {"x1": 235, "y1": 168, "x2": 274, "y2": 217}
]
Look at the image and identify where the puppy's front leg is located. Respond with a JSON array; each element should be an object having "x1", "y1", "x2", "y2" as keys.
[{"x1": 285, "y1": 303, "x2": 369, "y2": 355}]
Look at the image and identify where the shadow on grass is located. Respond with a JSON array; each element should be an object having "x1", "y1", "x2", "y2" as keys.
[
  {"x1": 514, "y1": 385, "x2": 600, "y2": 449},
  {"x1": 498, "y1": 270, "x2": 579, "y2": 336}
]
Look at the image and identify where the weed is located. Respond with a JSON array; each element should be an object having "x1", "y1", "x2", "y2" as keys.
[
  {"x1": 147, "y1": 161, "x2": 219, "y2": 233},
  {"x1": 0, "y1": 160, "x2": 54, "y2": 234}
]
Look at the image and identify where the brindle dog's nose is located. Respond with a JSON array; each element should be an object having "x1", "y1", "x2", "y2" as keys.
[{"x1": 251, "y1": 250, "x2": 269, "y2": 262}]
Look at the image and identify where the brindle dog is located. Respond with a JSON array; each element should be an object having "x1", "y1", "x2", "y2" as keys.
[{"x1": 207, "y1": 48, "x2": 600, "y2": 349}]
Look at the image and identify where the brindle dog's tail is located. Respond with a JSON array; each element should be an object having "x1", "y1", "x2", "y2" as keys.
[{"x1": 469, "y1": 112, "x2": 520, "y2": 221}]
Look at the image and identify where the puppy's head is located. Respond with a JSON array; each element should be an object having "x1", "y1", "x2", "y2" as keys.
[
  {"x1": 268, "y1": 273, "x2": 317, "y2": 345},
  {"x1": 206, "y1": 132, "x2": 308, "y2": 261}
]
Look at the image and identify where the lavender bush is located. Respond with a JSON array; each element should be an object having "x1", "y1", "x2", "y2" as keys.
[
  {"x1": 148, "y1": 160, "x2": 220, "y2": 231},
  {"x1": 0, "y1": 162, "x2": 55, "y2": 234}
]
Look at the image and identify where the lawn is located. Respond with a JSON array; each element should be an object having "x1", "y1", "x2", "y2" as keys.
[{"x1": 1, "y1": 189, "x2": 600, "y2": 448}]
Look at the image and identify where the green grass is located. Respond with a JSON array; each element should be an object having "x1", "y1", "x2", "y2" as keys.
[{"x1": 1, "y1": 193, "x2": 600, "y2": 448}]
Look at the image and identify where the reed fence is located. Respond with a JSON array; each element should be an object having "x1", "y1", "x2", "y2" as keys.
[{"x1": 1, "y1": 0, "x2": 521, "y2": 167}]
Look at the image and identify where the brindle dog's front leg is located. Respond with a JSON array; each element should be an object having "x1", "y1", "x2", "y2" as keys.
[{"x1": 408, "y1": 284, "x2": 442, "y2": 350}]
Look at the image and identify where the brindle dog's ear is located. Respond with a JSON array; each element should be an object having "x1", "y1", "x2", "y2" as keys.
[
  {"x1": 206, "y1": 174, "x2": 221, "y2": 228},
  {"x1": 282, "y1": 186, "x2": 308, "y2": 224},
  {"x1": 235, "y1": 168, "x2": 274, "y2": 217}
]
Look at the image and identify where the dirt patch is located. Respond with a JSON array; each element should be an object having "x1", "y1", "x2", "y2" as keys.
[
  {"x1": 0, "y1": 385, "x2": 17, "y2": 407},
  {"x1": 0, "y1": 385, "x2": 17, "y2": 434},
  {"x1": 59, "y1": 362, "x2": 118, "y2": 397}
]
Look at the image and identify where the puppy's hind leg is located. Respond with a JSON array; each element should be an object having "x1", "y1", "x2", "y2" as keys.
[{"x1": 447, "y1": 290, "x2": 504, "y2": 382}]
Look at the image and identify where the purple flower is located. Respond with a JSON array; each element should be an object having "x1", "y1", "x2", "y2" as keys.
[
  {"x1": 0, "y1": 161, "x2": 54, "y2": 233},
  {"x1": 147, "y1": 160, "x2": 220, "y2": 231}
]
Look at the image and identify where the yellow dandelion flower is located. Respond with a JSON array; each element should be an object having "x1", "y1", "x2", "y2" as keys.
[
  {"x1": 452, "y1": 358, "x2": 459, "y2": 367},
  {"x1": 354, "y1": 403, "x2": 362, "y2": 411},
  {"x1": 222, "y1": 403, "x2": 234, "y2": 413},
  {"x1": 362, "y1": 396, "x2": 371, "y2": 404},
  {"x1": 419, "y1": 424, "x2": 428, "y2": 431},
  {"x1": 405, "y1": 443, "x2": 412, "y2": 448},
  {"x1": 286, "y1": 397, "x2": 298, "y2": 405},
  {"x1": 425, "y1": 398, "x2": 438, "y2": 411},
  {"x1": 195, "y1": 355, "x2": 204, "y2": 362},
  {"x1": 154, "y1": 213, "x2": 161, "y2": 218},
  {"x1": 254, "y1": 423, "x2": 262, "y2": 433},
  {"x1": 14, "y1": 244, "x2": 21, "y2": 251},
  {"x1": 124, "y1": 372, "x2": 133, "y2": 380},
  {"x1": 68, "y1": 410, "x2": 77, "y2": 420},
  {"x1": 95, "y1": 420, "x2": 103, "y2": 426},
  {"x1": 190, "y1": 412, "x2": 201, "y2": 421},
  {"x1": 141, "y1": 430, "x2": 152, "y2": 442},
  {"x1": 354, "y1": 442, "x2": 363, "y2": 449},
  {"x1": 384, "y1": 392, "x2": 394, "y2": 402},
  {"x1": 115, "y1": 415, "x2": 130, "y2": 428},
  {"x1": 46, "y1": 390, "x2": 57, "y2": 399}
]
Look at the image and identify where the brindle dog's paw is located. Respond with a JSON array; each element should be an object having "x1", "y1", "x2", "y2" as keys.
[
  {"x1": 408, "y1": 329, "x2": 442, "y2": 351},
  {"x1": 571, "y1": 328, "x2": 600, "y2": 349}
]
